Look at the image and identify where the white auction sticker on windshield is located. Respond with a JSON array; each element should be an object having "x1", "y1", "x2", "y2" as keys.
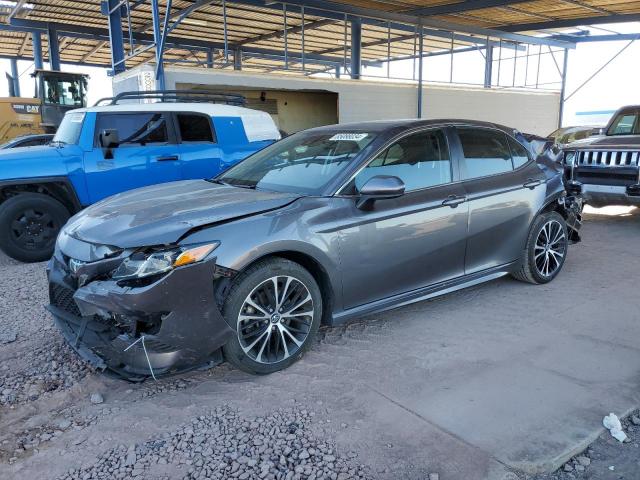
[{"x1": 328, "y1": 133, "x2": 368, "y2": 142}]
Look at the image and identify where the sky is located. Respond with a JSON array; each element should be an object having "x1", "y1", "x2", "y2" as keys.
[{"x1": 1, "y1": 21, "x2": 639, "y2": 132}]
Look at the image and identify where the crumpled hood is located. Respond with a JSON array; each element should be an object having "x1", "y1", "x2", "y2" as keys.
[
  {"x1": 64, "y1": 180, "x2": 300, "y2": 248},
  {"x1": 566, "y1": 134, "x2": 640, "y2": 150}
]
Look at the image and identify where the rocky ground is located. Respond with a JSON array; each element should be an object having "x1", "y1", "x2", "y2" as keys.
[
  {"x1": 523, "y1": 410, "x2": 640, "y2": 480},
  {"x1": 1, "y1": 207, "x2": 639, "y2": 480}
]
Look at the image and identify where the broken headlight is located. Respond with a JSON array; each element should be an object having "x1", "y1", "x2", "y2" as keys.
[{"x1": 112, "y1": 243, "x2": 219, "y2": 281}]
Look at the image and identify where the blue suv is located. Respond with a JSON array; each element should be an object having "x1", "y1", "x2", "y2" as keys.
[{"x1": 0, "y1": 95, "x2": 280, "y2": 262}]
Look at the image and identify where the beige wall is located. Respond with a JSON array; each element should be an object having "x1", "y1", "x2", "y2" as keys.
[
  {"x1": 178, "y1": 85, "x2": 338, "y2": 134},
  {"x1": 115, "y1": 66, "x2": 560, "y2": 136}
]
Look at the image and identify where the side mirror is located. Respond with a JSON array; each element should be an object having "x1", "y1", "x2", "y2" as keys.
[
  {"x1": 99, "y1": 129, "x2": 119, "y2": 149},
  {"x1": 356, "y1": 175, "x2": 405, "y2": 209},
  {"x1": 100, "y1": 129, "x2": 119, "y2": 160}
]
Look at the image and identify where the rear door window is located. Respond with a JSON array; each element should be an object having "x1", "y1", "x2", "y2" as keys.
[
  {"x1": 355, "y1": 129, "x2": 452, "y2": 192},
  {"x1": 458, "y1": 128, "x2": 513, "y2": 179},
  {"x1": 95, "y1": 112, "x2": 169, "y2": 146},
  {"x1": 507, "y1": 137, "x2": 530, "y2": 169},
  {"x1": 177, "y1": 113, "x2": 216, "y2": 143}
]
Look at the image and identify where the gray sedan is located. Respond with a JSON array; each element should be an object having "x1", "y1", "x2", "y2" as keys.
[{"x1": 47, "y1": 119, "x2": 582, "y2": 379}]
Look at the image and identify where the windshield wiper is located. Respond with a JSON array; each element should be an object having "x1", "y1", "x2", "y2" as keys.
[{"x1": 209, "y1": 178, "x2": 256, "y2": 189}]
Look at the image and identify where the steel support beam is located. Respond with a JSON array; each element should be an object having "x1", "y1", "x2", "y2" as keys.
[
  {"x1": 498, "y1": 14, "x2": 640, "y2": 32},
  {"x1": 234, "y1": 48, "x2": 242, "y2": 70},
  {"x1": 410, "y1": 0, "x2": 529, "y2": 16},
  {"x1": 32, "y1": 31, "x2": 43, "y2": 69},
  {"x1": 206, "y1": 48, "x2": 213, "y2": 68},
  {"x1": 151, "y1": 0, "x2": 165, "y2": 89},
  {"x1": 417, "y1": 27, "x2": 424, "y2": 118},
  {"x1": 105, "y1": 0, "x2": 126, "y2": 74},
  {"x1": 350, "y1": 18, "x2": 361, "y2": 79},
  {"x1": 47, "y1": 24, "x2": 61, "y2": 71},
  {"x1": 10, "y1": 58, "x2": 20, "y2": 97},
  {"x1": 484, "y1": 44, "x2": 493, "y2": 88},
  {"x1": 558, "y1": 48, "x2": 568, "y2": 128}
]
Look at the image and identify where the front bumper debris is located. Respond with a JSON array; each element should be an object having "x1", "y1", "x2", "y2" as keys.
[{"x1": 47, "y1": 247, "x2": 235, "y2": 381}]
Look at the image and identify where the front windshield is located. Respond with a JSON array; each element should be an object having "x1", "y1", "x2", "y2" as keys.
[
  {"x1": 218, "y1": 130, "x2": 376, "y2": 195},
  {"x1": 607, "y1": 112, "x2": 639, "y2": 136},
  {"x1": 43, "y1": 77, "x2": 86, "y2": 107},
  {"x1": 53, "y1": 112, "x2": 85, "y2": 145}
]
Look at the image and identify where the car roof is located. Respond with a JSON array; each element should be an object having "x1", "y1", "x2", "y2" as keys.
[
  {"x1": 71, "y1": 102, "x2": 281, "y2": 143},
  {"x1": 305, "y1": 118, "x2": 517, "y2": 135},
  {"x1": 74, "y1": 102, "x2": 260, "y2": 117}
]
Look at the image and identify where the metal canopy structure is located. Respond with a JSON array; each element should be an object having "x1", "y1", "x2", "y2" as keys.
[
  {"x1": 4, "y1": 0, "x2": 638, "y2": 71},
  {"x1": 0, "y1": 0, "x2": 639, "y2": 123}
]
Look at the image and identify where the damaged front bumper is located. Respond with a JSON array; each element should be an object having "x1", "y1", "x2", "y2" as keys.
[{"x1": 47, "y1": 246, "x2": 235, "y2": 381}]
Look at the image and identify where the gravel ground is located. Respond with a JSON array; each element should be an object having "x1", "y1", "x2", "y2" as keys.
[
  {"x1": 1, "y1": 207, "x2": 639, "y2": 480},
  {"x1": 0, "y1": 254, "x2": 90, "y2": 408},
  {"x1": 57, "y1": 406, "x2": 370, "y2": 480}
]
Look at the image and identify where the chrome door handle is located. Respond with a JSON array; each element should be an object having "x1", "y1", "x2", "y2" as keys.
[
  {"x1": 442, "y1": 195, "x2": 467, "y2": 208},
  {"x1": 523, "y1": 179, "x2": 542, "y2": 189},
  {"x1": 156, "y1": 155, "x2": 179, "y2": 162}
]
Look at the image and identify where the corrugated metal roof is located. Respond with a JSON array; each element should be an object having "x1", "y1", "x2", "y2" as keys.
[{"x1": 0, "y1": 0, "x2": 638, "y2": 72}]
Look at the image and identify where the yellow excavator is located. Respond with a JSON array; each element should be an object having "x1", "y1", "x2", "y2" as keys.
[{"x1": 0, "y1": 69, "x2": 89, "y2": 144}]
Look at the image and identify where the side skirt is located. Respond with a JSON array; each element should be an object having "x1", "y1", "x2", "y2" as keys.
[{"x1": 330, "y1": 262, "x2": 517, "y2": 326}]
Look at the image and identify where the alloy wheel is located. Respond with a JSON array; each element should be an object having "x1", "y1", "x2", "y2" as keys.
[
  {"x1": 534, "y1": 219, "x2": 566, "y2": 278},
  {"x1": 237, "y1": 275, "x2": 314, "y2": 364}
]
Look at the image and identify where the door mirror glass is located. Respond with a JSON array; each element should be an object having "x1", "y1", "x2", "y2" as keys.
[{"x1": 356, "y1": 175, "x2": 405, "y2": 209}]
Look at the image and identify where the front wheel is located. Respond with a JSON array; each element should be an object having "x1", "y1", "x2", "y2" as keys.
[
  {"x1": 0, "y1": 193, "x2": 70, "y2": 263},
  {"x1": 512, "y1": 211, "x2": 568, "y2": 284},
  {"x1": 222, "y1": 258, "x2": 322, "y2": 374}
]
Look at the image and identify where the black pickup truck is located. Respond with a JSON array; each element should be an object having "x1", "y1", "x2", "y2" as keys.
[{"x1": 563, "y1": 106, "x2": 640, "y2": 207}]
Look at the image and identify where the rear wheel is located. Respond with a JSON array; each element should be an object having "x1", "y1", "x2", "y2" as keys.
[
  {"x1": 0, "y1": 193, "x2": 70, "y2": 262},
  {"x1": 222, "y1": 258, "x2": 322, "y2": 374},
  {"x1": 512, "y1": 211, "x2": 568, "y2": 284}
]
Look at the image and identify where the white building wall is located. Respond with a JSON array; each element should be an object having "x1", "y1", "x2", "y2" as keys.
[{"x1": 114, "y1": 65, "x2": 560, "y2": 136}]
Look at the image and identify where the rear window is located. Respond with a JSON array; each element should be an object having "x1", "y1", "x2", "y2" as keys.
[
  {"x1": 458, "y1": 128, "x2": 513, "y2": 179},
  {"x1": 95, "y1": 112, "x2": 169, "y2": 145},
  {"x1": 177, "y1": 114, "x2": 215, "y2": 143}
]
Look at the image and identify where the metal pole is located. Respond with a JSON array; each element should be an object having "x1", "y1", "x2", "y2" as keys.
[
  {"x1": 350, "y1": 17, "x2": 362, "y2": 79},
  {"x1": 234, "y1": 47, "x2": 242, "y2": 70},
  {"x1": 387, "y1": 22, "x2": 391, "y2": 79},
  {"x1": 535, "y1": 44, "x2": 542, "y2": 88},
  {"x1": 222, "y1": 0, "x2": 228, "y2": 64},
  {"x1": 283, "y1": 3, "x2": 288, "y2": 69},
  {"x1": 558, "y1": 48, "x2": 568, "y2": 128},
  {"x1": 417, "y1": 26, "x2": 424, "y2": 118},
  {"x1": 206, "y1": 48, "x2": 213, "y2": 68},
  {"x1": 343, "y1": 13, "x2": 348, "y2": 73},
  {"x1": 512, "y1": 42, "x2": 518, "y2": 87},
  {"x1": 301, "y1": 6, "x2": 306, "y2": 72},
  {"x1": 449, "y1": 32, "x2": 454, "y2": 83},
  {"x1": 47, "y1": 24, "x2": 61, "y2": 71},
  {"x1": 10, "y1": 58, "x2": 20, "y2": 97},
  {"x1": 483, "y1": 39, "x2": 493, "y2": 88},
  {"x1": 32, "y1": 31, "x2": 43, "y2": 70},
  {"x1": 151, "y1": 0, "x2": 165, "y2": 89},
  {"x1": 496, "y1": 39, "x2": 502, "y2": 87},
  {"x1": 107, "y1": 0, "x2": 126, "y2": 74},
  {"x1": 412, "y1": 25, "x2": 417, "y2": 81}
]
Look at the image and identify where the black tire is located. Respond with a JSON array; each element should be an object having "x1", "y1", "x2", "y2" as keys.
[
  {"x1": 0, "y1": 193, "x2": 70, "y2": 263},
  {"x1": 512, "y1": 211, "x2": 568, "y2": 284},
  {"x1": 222, "y1": 258, "x2": 322, "y2": 375}
]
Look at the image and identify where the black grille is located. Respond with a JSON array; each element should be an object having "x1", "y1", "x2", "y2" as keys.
[{"x1": 49, "y1": 283, "x2": 81, "y2": 317}]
